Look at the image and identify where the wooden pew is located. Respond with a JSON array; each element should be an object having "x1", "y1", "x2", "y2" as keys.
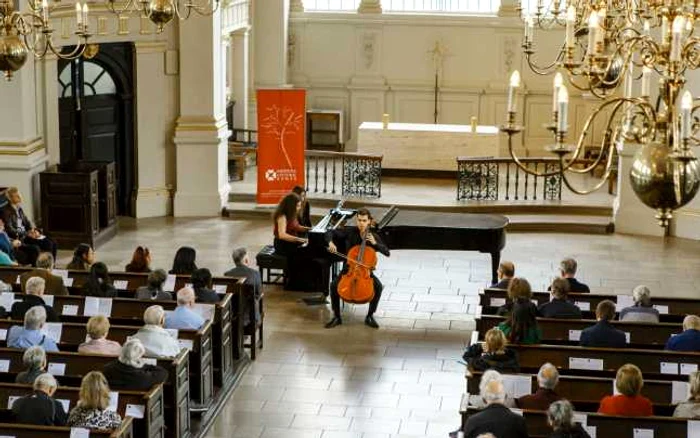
[
  {"x1": 480, "y1": 288, "x2": 690, "y2": 323},
  {"x1": 0, "y1": 382, "x2": 163, "y2": 438},
  {"x1": 475, "y1": 315, "x2": 680, "y2": 349},
  {"x1": 0, "y1": 317, "x2": 213, "y2": 408},
  {"x1": 0, "y1": 348, "x2": 190, "y2": 438},
  {"x1": 0, "y1": 417, "x2": 134, "y2": 438},
  {"x1": 459, "y1": 401, "x2": 690, "y2": 438}
]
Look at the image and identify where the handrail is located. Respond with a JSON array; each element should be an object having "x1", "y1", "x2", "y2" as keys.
[{"x1": 305, "y1": 150, "x2": 383, "y2": 160}]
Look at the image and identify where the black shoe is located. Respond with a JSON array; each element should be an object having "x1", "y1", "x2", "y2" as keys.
[
  {"x1": 325, "y1": 317, "x2": 342, "y2": 328},
  {"x1": 364, "y1": 315, "x2": 379, "y2": 329}
]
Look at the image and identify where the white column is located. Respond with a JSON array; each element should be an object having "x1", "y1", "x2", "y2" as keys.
[
  {"x1": 613, "y1": 143, "x2": 665, "y2": 237},
  {"x1": 253, "y1": 0, "x2": 289, "y2": 87},
  {"x1": 173, "y1": 11, "x2": 230, "y2": 217},
  {"x1": 231, "y1": 28, "x2": 250, "y2": 130},
  {"x1": 290, "y1": 0, "x2": 303, "y2": 13},
  {"x1": 358, "y1": 0, "x2": 382, "y2": 13},
  {"x1": 498, "y1": 0, "x2": 520, "y2": 17},
  {"x1": 0, "y1": 59, "x2": 49, "y2": 221}
]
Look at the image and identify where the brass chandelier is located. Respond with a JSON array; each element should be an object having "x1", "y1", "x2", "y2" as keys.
[
  {"x1": 503, "y1": 0, "x2": 700, "y2": 227},
  {"x1": 106, "y1": 0, "x2": 219, "y2": 33}
]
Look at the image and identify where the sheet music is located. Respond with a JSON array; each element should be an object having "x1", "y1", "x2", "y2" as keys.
[
  {"x1": 489, "y1": 298, "x2": 506, "y2": 307},
  {"x1": 7, "y1": 396, "x2": 19, "y2": 409},
  {"x1": 681, "y1": 363, "x2": 699, "y2": 375},
  {"x1": 616, "y1": 294, "x2": 635, "y2": 309},
  {"x1": 62, "y1": 305, "x2": 79, "y2": 316},
  {"x1": 163, "y1": 275, "x2": 177, "y2": 292},
  {"x1": 83, "y1": 297, "x2": 112, "y2": 317},
  {"x1": 568, "y1": 330, "x2": 582, "y2": 341},
  {"x1": 502, "y1": 374, "x2": 532, "y2": 398},
  {"x1": 672, "y1": 381, "x2": 690, "y2": 404},
  {"x1": 585, "y1": 426, "x2": 597, "y2": 438},
  {"x1": 688, "y1": 420, "x2": 700, "y2": 438},
  {"x1": 179, "y1": 339, "x2": 194, "y2": 351},
  {"x1": 69, "y1": 427, "x2": 90, "y2": 438},
  {"x1": 0, "y1": 293, "x2": 15, "y2": 310},
  {"x1": 107, "y1": 392, "x2": 119, "y2": 411},
  {"x1": 48, "y1": 362, "x2": 66, "y2": 376},
  {"x1": 143, "y1": 358, "x2": 157, "y2": 366},
  {"x1": 213, "y1": 284, "x2": 227, "y2": 294},
  {"x1": 53, "y1": 269, "x2": 69, "y2": 280},
  {"x1": 42, "y1": 295, "x2": 54, "y2": 307},
  {"x1": 574, "y1": 301, "x2": 590, "y2": 311},
  {"x1": 64, "y1": 278, "x2": 74, "y2": 287},
  {"x1": 0, "y1": 360, "x2": 9, "y2": 372},
  {"x1": 126, "y1": 404, "x2": 145, "y2": 418},
  {"x1": 113, "y1": 280, "x2": 128, "y2": 290},
  {"x1": 661, "y1": 362, "x2": 679, "y2": 375},
  {"x1": 57, "y1": 399, "x2": 71, "y2": 412},
  {"x1": 0, "y1": 329, "x2": 6, "y2": 341},
  {"x1": 41, "y1": 322, "x2": 62, "y2": 343},
  {"x1": 633, "y1": 429, "x2": 654, "y2": 438},
  {"x1": 653, "y1": 305, "x2": 669, "y2": 314},
  {"x1": 625, "y1": 332, "x2": 631, "y2": 343},
  {"x1": 193, "y1": 303, "x2": 214, "y2": 321},
  {"x1": 569, "y1": 357, "x2": 603, "y2": 371},
  {"x1": 573, "y1": 412, "x2": 587, "y2": 426}
]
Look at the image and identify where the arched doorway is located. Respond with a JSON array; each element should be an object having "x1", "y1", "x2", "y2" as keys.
[{"x1": 58, "y1": 42, "x2": 136, "y2": 217}]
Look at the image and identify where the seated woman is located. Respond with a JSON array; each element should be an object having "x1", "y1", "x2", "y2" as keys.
[
  {"x1": 125, "y1": 246, "x2": 151, "y2": 273},
  {"x1": 1, "y1": 187, "x2": 57, "y2": 260},
  {"x1": 497, "y1": 277, "x2": 538, "y2": 317},
  {"x1": 79, "y1": 315, "x2": 122, "y2": 355},
  {"x1": 674, "y1": 371, "x2": 700, "y2": 418},
  {"x1": 619, "y1": 285, "x2": 660, "y2": 323},
  {"x1": 462, "y1": 327, "x2": 519, "y2": 372},
  {"x1": 15, "y1": 345, "x2": 46, "y2": 384},
  {"x1": 498, "y1": 300, "x2": 542, "y2": 344},
  {"x1": 11, "y1": 373, "x2": 68, "y2": 426},
  {"x1": 191, "y1": 268, "x2": 219, "y2": 303},
  {"x1": 169, "y1": 246, "x2": 197, "y2": 275},
  {"x1": 598, "y1": 364, "x2": 653, "y2": 416},
  {"x1": 0, "y1": 217, "x2": 34, "y2": 266},
  {"x1": 548, "y1": 400, "x2": 591, "y2": 438},
  {"x1": 83, "y1": 262, "x2": 117, "y2": 298},
  {"x1": 102, "y1": 339, "x2": 169, "y2": 391},
  {"x1": 67, "y1": 371, "x2": 122, "y2": 430},
  {"x1": 66, "y1": 243, "x2": 95, "y2": 270},
  {"x1": 291, "y1": 185, "x2": 313, "y2": 228},
  {"x1": 135, "y1": 269, "x2": 172, "y2": 300}
]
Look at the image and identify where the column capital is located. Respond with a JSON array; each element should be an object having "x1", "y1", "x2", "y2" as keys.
[
  {"x1": 290, "y1": 0, "x2": 304, "y2": 13},
  {"x1": 498, "y1": 0, "x2": 520, "y2": 17},
  {"x1": 358, "y1": 0, "x2": 382, "y2": 13}
]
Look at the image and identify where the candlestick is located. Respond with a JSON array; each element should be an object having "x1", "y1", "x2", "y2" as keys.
[
  {"x1": 557, "y1": 85, "x2": 569, "y2": 133},
  {"x1": 624, "y1": 60, "x2": 633, "y2": 98},
  {"x1": 671, "y1": 16, "x2": 684, "y2": 62},
  {"x1": 76, "y1": 2, "x2": 82, "y2": 26},
  {"x1": 41, "y1": 0, "x2": 48, "y2": 22},
  {"x1": 643, "y1": 20, "x2": 650, "y2": 36},
  {"x1": 566, "y1": 6, "x2": 575, "y2": 48},
  {"x1": 681, "y1": 90, "x2": 693, "y2": 139},
  {"x1": 641, "y1": 66, "x2": 651, "y2": 97},
  {"x1": 588, "y1": 11, "x2": 599, "y2": 56},
  {"x1": 524, "y1": 16, "x2": 533, "y2": 43},
  {"x1": 553, "y1": 72, "x2": 563, "y2": 114},
  {"x1": 662, "y1": 16, "x2": 669, "y2": 44},
  {"x1": 82, "y1": 3, "x2": 88, "y2": 28},
  {"x1": 507, "y1": 70, "x2": 521, "y2": 114}
]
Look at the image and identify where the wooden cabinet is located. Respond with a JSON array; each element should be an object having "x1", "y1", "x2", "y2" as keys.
[{"x1": 306, "y1": 110, "x2": 344, "y2": 152}]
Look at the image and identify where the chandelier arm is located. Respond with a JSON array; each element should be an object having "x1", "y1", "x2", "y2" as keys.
[
  {"x1": 48, "y1": 39, "x2": 88, "y2": 60},
  {"x1": 524, "y1": 49, "x2": 564, "y2": 75},
  {"x1": 505, "y1": 132, "x2": 563, "y2": 178},
  {"x1": 559, "y1": 148, "x2": 618, "y2": 195},
  {"x1": 105, "y1": 0, "x2": 139, "y2": 17}
]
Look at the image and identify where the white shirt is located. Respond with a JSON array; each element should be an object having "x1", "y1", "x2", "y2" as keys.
[{"x1": 132, "y1": 325, "x2": 181, "y2": 358}]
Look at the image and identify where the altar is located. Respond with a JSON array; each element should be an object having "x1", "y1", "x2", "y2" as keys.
[{"x1": 356, "y1": 122, "x2": 504, "y2": 171}]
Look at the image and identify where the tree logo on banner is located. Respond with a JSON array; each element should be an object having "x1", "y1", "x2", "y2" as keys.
[{"x1": 260, "y1": 104, "x2": 304, "y2": 169}]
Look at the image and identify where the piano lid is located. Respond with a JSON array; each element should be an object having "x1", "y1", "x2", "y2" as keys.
[{"x1": 378, "y1": 209, "x2": 508, "y2": 230}]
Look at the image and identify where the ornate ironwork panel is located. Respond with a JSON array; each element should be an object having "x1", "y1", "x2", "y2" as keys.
[
  {"x1": 457, "y1": 160, "x2": 499, "y2": 200},
  {"x1": 341, "y1": 157, "x2": 382, "y2": 198},
  {"x1": 543, "y1": 162, "x2": 563, "y2": 200}
]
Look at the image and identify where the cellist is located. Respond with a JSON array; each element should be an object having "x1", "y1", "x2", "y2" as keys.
[{"x1": 324, "y1": 208, "x2": 390, "y2": 329}]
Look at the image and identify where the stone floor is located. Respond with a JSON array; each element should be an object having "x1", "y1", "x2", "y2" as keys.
[{"x1": 58, "y1": 216, "x2": 700, "y2": 438}]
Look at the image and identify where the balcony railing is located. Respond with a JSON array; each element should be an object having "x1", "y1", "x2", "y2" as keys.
[
  {"x1": 222, "y1": 0, "x2": 250, "y2": 33},
  {"x1": 305, "y1": 151, "x2": 383, "y2": 198}
]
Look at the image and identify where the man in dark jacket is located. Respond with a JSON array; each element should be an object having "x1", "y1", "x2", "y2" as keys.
[
  {"x1": 666, "y1": 315, "x2": 700, "y2": 351},
  {"x1": 102, "y1": 339, "x2": 169, "y2": 391},
  {"x1": 20, "y1": 253, "x2": 68, "y2": 296},
  {"x1": 538, "y1": 278, "x2": 582, "y2": 319},
  {"x1": 517, "y1": 363, "x2": 563, "y2": 410},
  {"x1": 224, "y1": 247, "x2": 262, "y2": 325},
  {"x1": 11, "y1": 276, "x2": 59, "y2": 322},
  {"x1": 463, "y1": 379, "x2": 529, "y2": 438},
  {"x1": 490, "y1": 261, "x2": 515, "y2": 289},
  {"x1": 580, "y1": 300, "x2": 627, "y2": 348},
  {"x1": 11, "y1": 373, "x2": 68, "y2": 426},
  {"x1": 558, "y1": 258, "x2": 590, "y2": 293}
]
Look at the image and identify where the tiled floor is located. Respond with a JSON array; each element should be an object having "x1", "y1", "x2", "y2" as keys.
[{"x1": 62, "y1": 216, "x2": 700, "y2": 438}]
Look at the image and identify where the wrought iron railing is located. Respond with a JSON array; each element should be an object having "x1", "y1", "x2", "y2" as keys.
[
  {"x1": 305, "y1": 151, "x2": 383, "y2": 198},
  {"x1": 457, "y1": 157, "x2": 563, "y2": 201}
]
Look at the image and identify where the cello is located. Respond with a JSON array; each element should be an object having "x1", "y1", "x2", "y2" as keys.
[{"x1": 331, "y1": 229, "x2": 377, "y2": 304}]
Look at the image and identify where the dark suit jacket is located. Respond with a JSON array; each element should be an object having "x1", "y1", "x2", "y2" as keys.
[
  {"x1": 464, "y1": 403, "x2": 529, "y2": 438},
  {"x1": 538, "y1": 298, "x2": 582, "y2": 319},
  {"x1": 11, "y1": 295, "x2": 59, "y2": 322},
  {"x1": 580, "y1": 320, "x2": 626, "y2": 348},
  {"x1": 566, "y1": 278, "x2": 590, "y2": 293},
  {"x1": 20, "y1": 269, "x2": 68, "y2": 296},
  {"x1": 103, "y1": 360, "x2": 169, "y2": 391},
  {"x1": 193, "y1": 287, "x2": 220, "y2": 304},
  {"x1": 490, "y1": 278, "x2": 511, "y2": 289},
  {"x1": 666, "y1": 329, "x2": 700, "y2": 351},
  {"x1": 516, "y1": 388, "x2": 563, "y2": 410},
  {"x1": 225, "y1": 265, "x2": 263, "y2": 325},
  {"x1": 1, "y1": 204, "x2": 33, "y2": 240},
  {"x1": 11, "y1": 390, "x2": 68, "y2": 426}
]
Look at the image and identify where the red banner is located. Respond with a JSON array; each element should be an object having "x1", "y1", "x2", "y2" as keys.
[{"x1": 256, "y1": 88, "x2": 306, "y2": 205}]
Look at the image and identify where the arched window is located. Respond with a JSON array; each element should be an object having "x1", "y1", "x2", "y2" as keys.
[{"x1": 58, "y1": 60, "x2": 117, "y2": 99}]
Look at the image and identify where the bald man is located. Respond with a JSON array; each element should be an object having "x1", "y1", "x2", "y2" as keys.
[
  {"x1": 666, "y1": 315, "x2": 700, "y2": 352},
  {"x1": 516, "y1": 362, "x2": 563, "y2": 410},
  {"x1": 165, "y1": 288, "x2": 205, "y2": 330}
]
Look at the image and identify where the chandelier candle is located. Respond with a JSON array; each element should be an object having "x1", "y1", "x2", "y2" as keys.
[
  {"x1": 82, "y1": 3, "x2": 88, "y2": 27},
  {"x1": 681, "y1": 91, "x2": 693, "y2": 140},
  {"x1": 588, "y1": 12, "x2": 600, "y2": 56},
  {"x1": 557, "y1": 85, "x2": 569, "y2": 133},
  {"x1": 76, "y1": 3, "x2": 82, "y2": 26},
  {"x1": 671, "y1": 16, "x2": 684, "y2": 62},
  {"x1": 641, "y1": 67, "x2": 651, "y2": 97},
  {"x1": 507, "y1": 71, "x2": 520, "y2": 113},
  {"x1": 566, "y1": 6, "x2": 575, "y2": 48},
  {"x1": 553, "y1": 72, "x2": 563, "y2": 113}
]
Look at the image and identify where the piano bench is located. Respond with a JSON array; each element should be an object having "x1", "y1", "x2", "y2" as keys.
[{"x1": 256, "y1": 245, "x2": 288, "y2": 285}]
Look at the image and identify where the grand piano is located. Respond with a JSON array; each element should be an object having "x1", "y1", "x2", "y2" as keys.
[{"x1": 308, "y1": 204, "x2": 508, "y2": 284}]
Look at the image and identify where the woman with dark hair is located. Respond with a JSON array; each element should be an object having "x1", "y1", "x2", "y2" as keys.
[
  {"x1": 66, "y1": 244, "x2": 95, "y2": 271},
  {"x1": 83, "y1": 262, "x2": 117, "y2": 298},
  {"x1": 169, "y1": 246, "x2": 197, "y2": 275},
  {"x1": 191, "y1": 268, "x2": 219, "y2": 303},
  {"x1": 497, "y1": 277, "x2": 538, "y2": 317},
  {"x1": 498, "y1": 299, "x2": 542, "y2": 344},
  {"x1": 135, "y1": 269, "x2": 171, "y2": 300},
  {"x1": 291, "y1": 186, "x2": 312, "y2": 228},
  {"x1": 125, "y1": 246, "x2": 152, "y2": 273}
]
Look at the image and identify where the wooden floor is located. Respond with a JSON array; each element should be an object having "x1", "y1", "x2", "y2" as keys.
[{"x1": 54, "y1": 215, "x2": 700, "y2": 438}]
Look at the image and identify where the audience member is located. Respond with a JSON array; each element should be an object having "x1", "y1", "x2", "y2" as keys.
[
  {"x1": 11, "y1": 373, "x2": 67, "y2": 426},
  {"x1": 496, "y1": 277, "x2": 538, "y2": 317},
  {"x1": 463, "y1": 378, "x2": 528, "y2": 438},
  {"x1": 169, "y1": 246, "x2": 198, "y2": 275},
  {"x1": 20, "y1": 253, "x2": 68, "y2": 295},
  {"x1": 125, "y1": 246, "x2": 152, "y2": 273},
  {"x1": 462, "y1": 328, "x2": 519, "y2": 372},
  {"x1": 291, "y1": 185, "x2": 312, "y2": 228},
  {"x1": 538, "y1": 278, "x2": 582, "y2": 319},
  {"x1": 132, "y1": 305, "x2": 181, "y2": 357},
  {"x1": 165, "y1": 288, "x2": 205, "y2": 330},
  {"x1": 598, "y1": 364, "x2": 653, "y2": 416},
  {"x1": 103, "y1": 339, "x2": 169, "y2": 390},
  {"x1": 0, "y1": 218, "x2": 17, "y2": 261},
  {"x1": 191, "y1": 268, "x2": 219, "y2": 303},
  {"x1": 666, "y1": 315, "x2": 700, "y2": 351},
  {"x1": 0, "y1": 217, "x2": 38, "y2": 266},
  {"x1": 78, "y1": 315, "x2": 122, "y2": 355},
  {"x1": 619, "y1": 285, "x2": 660, "y2": 323},
  {"x1": 580, "y1": 300, "x2": 626, "y2": 348},
  {"x1": 548, "y1": 400, "x2": 591, "y2": 438},
  {"x1": 83, "y1": 262, "x2": 117, "y2": 298},
  {"x1": 498, "y1": 300, "x2": 542, "y2": 344},
  {"x1": 15, "y1": 345, "x2": 46, "y2": 384},
  {"x1": 468, "y1": 369, "x2": 517, "y2": 409},
  {"x1": 67, "y1": 371, "x2": 122, "y2": 429},
  {"x1": 673, "y1": 371, "x2": 700, "y2": 418},
  {"x1": 557, "y1": 258, "x2": 590, "y2": 293},
  {"x1": 516, "y1": 363, "x2": 562, "y2": 410},
  {"x1": 66, "y1": 243, "x2": 95, "y2": 271},
  {"x1": 490, "y1": 261, "x2": 515, "y2": 289},
  {"x1": 0, "y1": 246, "x2": 15, "y2": 265},
  {"x1": 224, "y1": 247, "x2": 262, "y2": 325},
  {"x1": 1, "y1": 187, "x2": 57, "y2": 258},
  {"x1": 135, "y1": 269, "x2": 172, "y2": 300},
  {"x1": 11, "y1": 276, "x2": 59, "y2": 322},
  {"x1": 7, "y1": 306, "x2": 59, "y2": 351}
]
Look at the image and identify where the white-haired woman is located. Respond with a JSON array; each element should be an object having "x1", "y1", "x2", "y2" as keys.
[
  {"x1": 548, "y1": 400, "x2": 591, "y2": 437},
  {"x1": 68, "y1": 371, "x2": 122, "y2": 429},
  {"x1": 102, "y1": 339, "x2": 168, "y2": 391},
  {"x1": 131, "y1": 305, "x2": 182, "y2": 358},
  {"x1": 674, "y1": 371, "x2": 700, "y2": 418},
  {"x1": 15, "y1": 345, "x2": 46, "y2": 384},
  {"x1": 618, "y1": 285, "x2": 660, "y2": 323}
]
